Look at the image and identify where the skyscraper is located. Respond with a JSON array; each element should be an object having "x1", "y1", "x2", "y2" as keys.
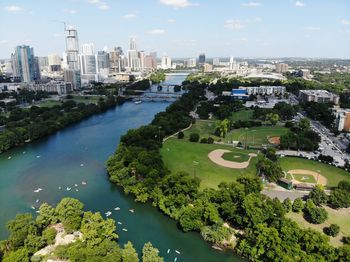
[
  {"x1": 161, "y1": 56, "x2": 172, "y2": 69},
  {"x1": 127, "y1": 38, "x2": 140, "y2": 71},
  {"x1": 64, "y1": 25, "x2": 81, "y2": 89},
  {"x1": 80, "y1": 43, "x2": 97, "y2": 82},
  {"x1": 109, "y1": 47, "x2": 123, "y2": 73},
  {"x1": 11, "y1": 45, "x2": 40, "y2": 83},
  {"x1": 198, "y1": 53, "x2": 206, "y2": 65},
  {"x1": 48, "y1": 54, "x2": 61, "y2": 72}
]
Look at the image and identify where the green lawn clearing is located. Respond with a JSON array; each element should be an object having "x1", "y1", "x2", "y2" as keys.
[
  {"x1": 279, "y1": 157, "x2": 350, "y2": 187},
  {"x1": 36, "y1": 100, "x2": 62, "y2": 108},
  {"x1": 231, "y1": 109, "x2": 254, "y2": 122},
  {"x1": 287, "y1": 206, "x2": 350, "y2": 247},
  {"x1": 69, "y1": 95, "x2": 103, "y2": 104},
  {"x1": 228, "y1": 126, "x2": 289, "y2": 147},
  {"x1": 161, "y1": 138, "x2": 258, "y2": 189},
  {"x1": 183, "y1": 120, "x2": 217, "y2": 138}
]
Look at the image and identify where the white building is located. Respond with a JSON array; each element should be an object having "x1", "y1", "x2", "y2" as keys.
[
  {"x1": 245, "y1": 86, "x2": 286, "y2": 96},
  {"x1": 161, "y1": 56, "x2": 172, "y2": 69},
  {"x1": 184, "y1": 58, "x2": 196, "y2": 68}
]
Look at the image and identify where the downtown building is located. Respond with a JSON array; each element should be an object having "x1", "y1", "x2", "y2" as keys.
[
  {"x1": 64, "y1": 25, "x2": 81, "y2": 89},
  {"x1": 11, "y1": 45, "x2": 40, "y2": 83},
  {"x1": 79, "y1": 43, "x2": 98, "y2": 83},
  {"x1": 299, "y1": 90, "x2": 339, "y2": 105}
]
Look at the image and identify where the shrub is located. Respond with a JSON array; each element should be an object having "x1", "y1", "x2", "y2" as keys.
[
  {"x1": 282, "y1": 198, "x2": 292, "y2": 212},
  {"x1": 324, "y1": 224, "x2": 340, "y2": 237},
  {"x1": 342, "y1": 236, "x2": 350, "y2": 244},
  {"x1": 177, "y1": 131, "x2": 184, "y2": 139},
  {"x1": 189, "y1": 133, "x2": 200, "y2": 142},
  {"x1": 303, "y1": 199, "x2": 328, "y2": 224},
  {"x1": 200, "y1": 138, "x2": 208, "y2": 144},
  {"x1": 207, "y1": 137, "x2": 214, "y2": 144},
  {"x1": 292, "y1": 198, "x2": 304, "y2": 213}
]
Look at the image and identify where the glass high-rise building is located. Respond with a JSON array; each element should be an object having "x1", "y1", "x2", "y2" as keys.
[
  {"x1": 198, "y1": 53, "x2": 206, "y2": 65},
  {"x1": 11, "y1": 45, "x2": 40, "y2": 83}
]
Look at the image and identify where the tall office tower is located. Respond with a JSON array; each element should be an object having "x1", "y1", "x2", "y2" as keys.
[
  {"x1": 96, "y1": 51, "x2": 110, "y2": 79},
  {"x1": 138, "y1": 51, "x2": 145, "y2": 72},
  {"x1": 184, "y1": 58, "x2": 196, "y2": 68},
  {"x1": 48, "y1": 54, "x2": 62, "y2": 72},
  {"x1": 65, "y1": 25, "x2": 80, "y2": 89},
  {"x1": 198, "y1": 53, "x2": 206, "y2": 65},
  {"x1": 150, "y1": 51, "x2": 157, "y2": 62},
  {"x1": 161, "y1": 56, "x2": 172, "y2": 69},
  {"x1": 80, "y1": 43, "x2": 97, "y2": 82},
  {"x1": 38, "y1": 56, "x2": 49, "y2": 70},
  {"x1": 81, "y1": 43, "x2": 95, "y2": 55},
  {"x1": 11, "y1": 45, "x2": 40, "y2": 83},
  {"x1": 229, "y1": 56, "x2": 237, "y2": 71},
  {"x1": 130, "y1": 37, "x2": 137, "y2": 50},
  {"x1": 213, "y1": 57, "x2": 220, "y2": 66},
  {"x1": 109, "y1": 47, "x2": 123, "y2": 73},
  {"x1": 144, "y1": 54, "x2": 157, "y2": 69},
  {"x1": 127, "y1": 37, "x2": 141, "y2": 71}
]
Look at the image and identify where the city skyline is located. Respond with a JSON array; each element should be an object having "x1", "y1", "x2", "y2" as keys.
[{"x1": 1, "y1": 0, "x2": 350, "y2": 59}]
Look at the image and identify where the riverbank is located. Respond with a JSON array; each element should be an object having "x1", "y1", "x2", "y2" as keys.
[{"x1": 0, "y1": 95, "x2": 126, "y2": 154}]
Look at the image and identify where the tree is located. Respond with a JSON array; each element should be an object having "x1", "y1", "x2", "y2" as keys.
[
  {"x1": 282, "y1": 198, "x2": 292, "y2": 212},
  {"x1": 303, "y1": 199, "x2": 328, "y2": 224},
  {"x1": 215, "y1": 119, "x2": 229, "y2": 138},
  {"x1": 122, "y1": 241, "x2": 139, "y2": 262},
  {"x1": 177, "y1": 131, "x2": 184, "y2": 139},
  {"x1": 324, "y1": 224, "x2": 340, "y2": 237},
  {"x1": 80, "y1": 211, "x2": 118, "y2": 247},
  {"x1": 55, "y1": 198, "x2": 84, "y2": 233},
  {"x1": 142, "y1": 242, "x2": 163, "y2": 262},
  {"x1": 299, "y1": 118, "x2": 310, "y2": 131},
  {"x1": 266, "y1": 113, "x2": 279, "y2": 126},
  {"x1": 6, "y1": 213, "x2": 36, "y2": 250},
  {"x1": 2, "y1": 248, "x2": 30, "y2": 262},
  {"x1": 36, "y1": 203, "x2": 57, "y2": 228},
  {"x1": 189, "y1": 133, "x2": 200, "y2": 142},
  {"x1": 256, "y1": 156, "x2": 283, "y2": 182},
  {"x1": 309, "y1": 185, "x2": 328, "y2": 206},
  {"x1": 42, "y1": 227, "x2": 56, "y2": 245},
  {"x1": 292, "y1": 198, "x2": 304, "y2": 212}
]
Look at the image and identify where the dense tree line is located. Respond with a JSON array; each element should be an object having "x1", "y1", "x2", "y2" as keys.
[
  {"x1": 123, "y1": 79, "x2": 150, "y2": 95},
  {"x1": 149, "y1": 70, "x2": 166, "y2": 84},
  {"x1": 107, "y1": 83, "x2": 350, "y2": 261},
  {"x1": 303, "y1": 102, "x2": 335, "y2": 129},
  {"x1": 0, "y1": 198, "x2": 163, "y2": 262},
  {"x1": 0, "y1": 95, "x2": 123, "y2": 153}
]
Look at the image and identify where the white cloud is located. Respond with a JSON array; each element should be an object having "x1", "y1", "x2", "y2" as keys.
[
  {"x1": 167, "y1": 19, "x2": 176, "y2": 23},
  {"x1": 239, "y1": 37, "x2": 248, "y2": 42},
  {"x1": 304, "y1": 26, "x2": 321, "y2": 31},
  {"x1": 159, "y1": 0, "x2": 197, "y2": 8},
  {"x1": 224, "y1": 19, "x2": 245, "y2": 30},
  {"x1": 4, "y1": 5, "x2": 22, "y2": 12},
  {"x1": 66, "y1": 9, "x2": 78, "y2": 14},
  {"x1": 148, "y1": 29, "x2": 166, "y2": 35},
  {"x1": 295, "y1": 1, "x2": 305, "y2": 7},
  {"x1": 98, "y1": 3, "x2": 110, "y2": 10},
  {"x1": 88, "y1": 0, "x2": 101, "y2": 3},
  {"x1": 341, "y1": 19, "x2": 350, "y2": 25},
  {"x1": 88, "y1": 0, "x2": 110, "y2": 10},
  {"x1": 123, "y1": 13, "x2": 136, "y2": 19},
  {"x1": 241, "y1": 2, "x2": 261, "y2": 7}
]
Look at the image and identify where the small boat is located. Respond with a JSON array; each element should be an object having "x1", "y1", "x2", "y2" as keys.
[
  {"x1": 129, "y1": 209, "x2": 135, "y2": 213},
  {"x1": 58, "y1": 186, "x2": 62, "y2": 190},
  {"x1": 34, "y1": 188, "x2": 42, "y2": 193},
  {"x1": 36, "y1": 210, "x2": 40, "y2": 213},
  {"x1": 35, "y1": 199, "x2": 39, "y2": 203},
  {"x1": 105, "y1": 211, "x2": 112, "y2": 217},
  {"x1": 36, "y1": 155, "x2": 41, "y2": 158},
  {"x1": 175, "y1": 250, "x2": 180, "y2": 254},
  {"x1": 75, "y1": 189, "x2": 79, "y2": 192},
  {"x1": 81, "y1": 181, "x2": 87, "y2": 185},
  {"x1": 23, "y1": 151, "x2": 26, "y2": 154},
  {"x1": 134, "y1": 100, "x2": 142, "y2": 104},
  {"x1": 114, "y1": 207, "x2": 120, "y2": 211},
  {"x1": 31, "y1": 206, "x2": 35, "y2": 210},
  {"x1": 167, "y1": 249, "x2": 170, "y2": 254},
  {"x1": 174, "y1": 258, "x2": 177, "y2": 262},
  {"x1": 117, "y1": 221, "x2": 122, "y2": 225},
  {"x1": 74, "y1": 184, "x2": 78, "y2": 187},
  {"x1": 8, "y1": 156, "x2": 11, "y2": 160},
  {"x1": 80, "y1": 163, "x2": 84, "y2": 167},
  {"x1": 66, "y1": 187, "x2": 71, "y2": 191},
  {"x1": 122, "y1": 228, "x2": 128, "y2": 232}
]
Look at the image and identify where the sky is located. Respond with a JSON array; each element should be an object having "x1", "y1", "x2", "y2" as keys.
[{"x1": 0, "y1": 0, "x2": 350, "y2": 59}]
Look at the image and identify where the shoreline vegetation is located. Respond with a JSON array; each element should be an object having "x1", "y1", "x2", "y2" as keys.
[
  {"x1": 0, "y1": 94, "x2": 126, "y2": 154},
  {"x1": 0, "y1": 198, "x2": 164, "y2": 262},
  {"x1": 106, "y1": 78, "x2": 350, "y2": 261}
]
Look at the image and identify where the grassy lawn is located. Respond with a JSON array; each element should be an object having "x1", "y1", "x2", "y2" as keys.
[
  {"x1": 160, "y1": 138, "x2": 258, "y2": 189},
  {"x1": 279, "y1": 157, "x2": 350, "y2": 187},
  {"x1": 36, "y1": 100, "x2": 62, "y2": 108},
  {"x1": 228, "y1": 126, "x2": 289, "y2": 147},
  {"x1": 183, "y1": 120, "x2": 217, "y2": 138},
  {"x1": 222, "y1": 151, "x2": 250, "y2": 162},
  {"x1": 231, "y1": 109, "x2": 254, "y2": 122},
  {"x1": 69, "y1": 95, "x2": 103, "y2": 104},
  {"x1": 286, "y1": 206, "x2": 350, "y2": 247}
]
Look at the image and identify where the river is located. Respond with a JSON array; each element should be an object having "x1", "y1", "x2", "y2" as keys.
[{"x1": 0, "y1": 74, "x2": 244, "y2": 262}]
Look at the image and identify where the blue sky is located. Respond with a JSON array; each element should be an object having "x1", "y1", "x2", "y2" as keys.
[{"x1": 1, "y1": 0, "x2": 350, "y2": 58}]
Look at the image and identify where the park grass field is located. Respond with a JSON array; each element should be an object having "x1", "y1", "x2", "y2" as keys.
[
  {"x1": 37, "y1": 100, "x2": 62, "y2": 108},
  {"x1": 221, "y1": 151, "x2": 250, "y2": 162},
  {"x1": 231, "y1": 109, "x2": 254, "y2": 122},
  {"x1": 70, "y1": 95, "x2": 103, "y2": 104},
  {"x1": 279, "y1": 157, "x2": 350, "y2": 187},
  {"x1": 286, "y1": 206, "x2": 350, "y2": 247},
  {"x1": 228, "y1": 126, "x2": 289, "y2": 147},
  {"x1": 161, "y1": 138, "x2": 258, "y2": 189},
  {"x1": 183, "y1": 120, "x2": 217, "y2": 138}
]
